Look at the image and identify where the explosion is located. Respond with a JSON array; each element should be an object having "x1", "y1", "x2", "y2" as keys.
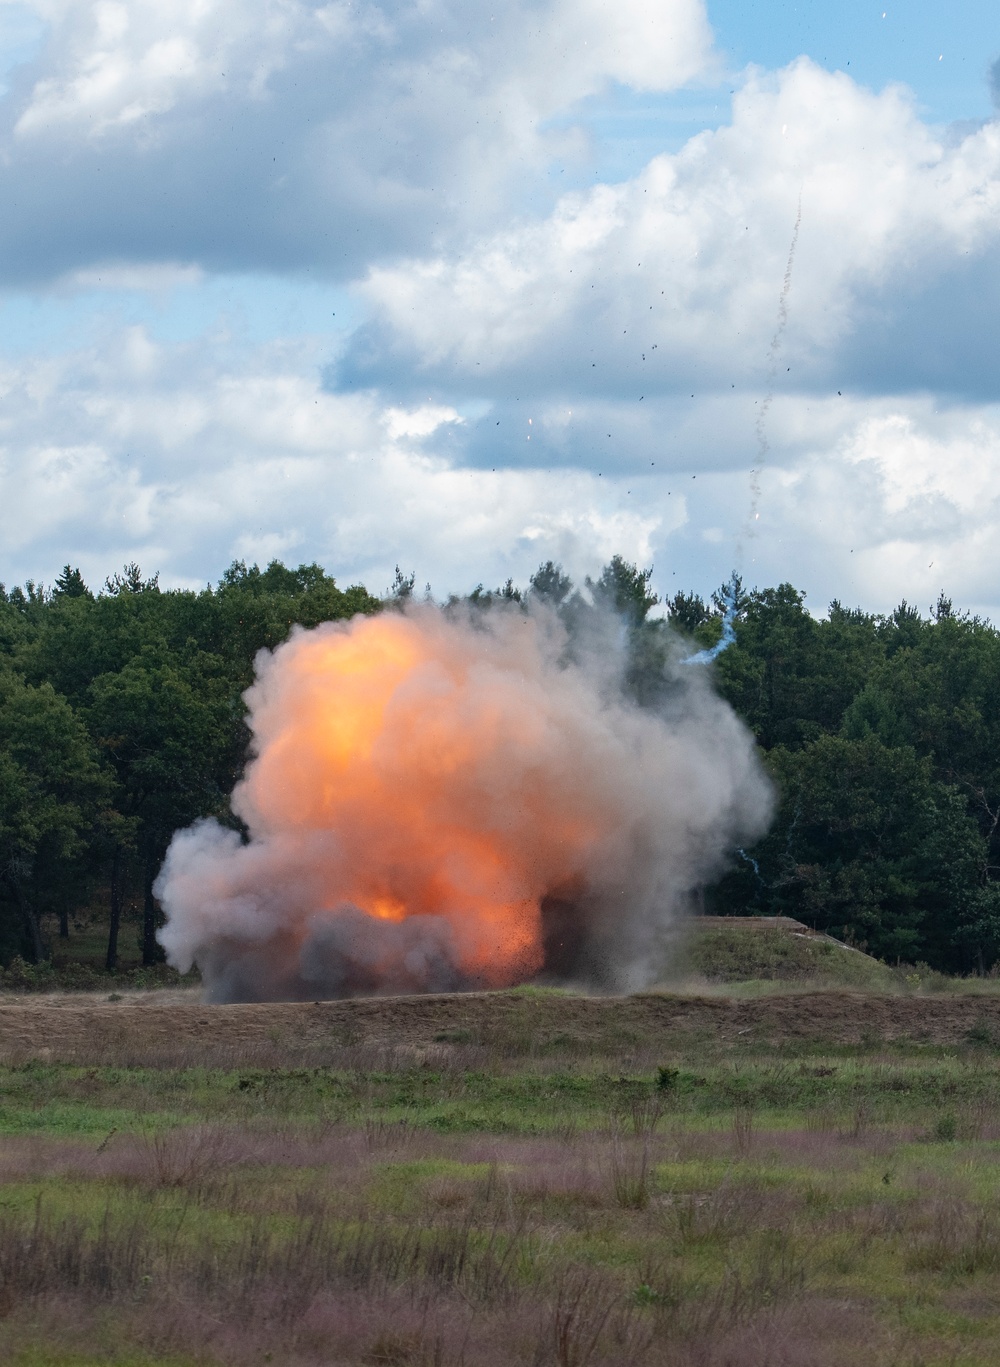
[{"x1": 157, "y1": 602, "x2": 771, "y2": 1001}]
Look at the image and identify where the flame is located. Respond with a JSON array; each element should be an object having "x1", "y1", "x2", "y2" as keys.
[
  {"x1": 157, "y1": 599, "x2": 773, "y2": 1001},
  {"x1": 231, "y1": 607, "x2": 607, "y2": 985}
]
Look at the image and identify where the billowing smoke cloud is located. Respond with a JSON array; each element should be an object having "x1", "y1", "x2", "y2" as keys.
[{"x1": 156, "y1": 603, "x2": 772, "y2": 1001}]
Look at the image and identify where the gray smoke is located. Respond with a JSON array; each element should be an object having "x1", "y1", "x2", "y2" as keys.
[{"x1": 156, "y1": 599, "x2": 772, "y2": 1001}]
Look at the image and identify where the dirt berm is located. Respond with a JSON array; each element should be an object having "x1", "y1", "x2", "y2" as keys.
[{"x1": 1, "y1": 989, "x2": 999, "y2": 1061}]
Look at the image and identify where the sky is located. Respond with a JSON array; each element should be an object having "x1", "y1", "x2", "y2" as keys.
[{"x1": 1, "y1": 0, "x2": 999, "y2": 617}]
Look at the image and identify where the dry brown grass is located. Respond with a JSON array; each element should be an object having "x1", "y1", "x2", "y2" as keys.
[{"x1": 5, "y1": 985, "x2": 1000, "y2": 1069}]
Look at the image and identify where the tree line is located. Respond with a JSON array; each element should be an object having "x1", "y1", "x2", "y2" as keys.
[
  {"x1": 0, "y1": 560, "x2": 380, "y2": 971},
  {"x1": 2, "y1": 554, "x2": 999, "y2": 974}
]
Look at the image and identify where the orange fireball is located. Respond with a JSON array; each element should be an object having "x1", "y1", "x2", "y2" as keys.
[
  {"x1": 157, "y1": 600, "x2": 771, "y2": 1001},
  {"x1": 234, "y1": 608, "x2": 605, "y2": 984}
]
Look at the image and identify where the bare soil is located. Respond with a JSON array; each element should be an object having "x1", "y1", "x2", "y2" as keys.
[{"x1": 1, "y1": 985, "x2": 998, "y2": 1061}]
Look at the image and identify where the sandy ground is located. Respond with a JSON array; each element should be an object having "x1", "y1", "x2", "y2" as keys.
[{"x1": 1, "y1": 986, "x2": 999, "y2": 1061}]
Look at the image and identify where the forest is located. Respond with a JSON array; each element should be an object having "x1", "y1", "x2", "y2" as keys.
[{"x1": 1, "y1": 554, "x2": 999, "y2": 976}]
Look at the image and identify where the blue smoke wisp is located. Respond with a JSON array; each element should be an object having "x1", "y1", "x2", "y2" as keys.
[
  {"x1": 736, "y1": 847, "x2": 762, "y2": 878},
  {"x1": 681, "y1": 573, "x2": 740, "y2": 666}
]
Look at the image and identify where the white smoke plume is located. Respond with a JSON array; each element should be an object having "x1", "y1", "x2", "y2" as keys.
[{"x1": 156, "y1": 601, "x2": 772, "y2": 1001}]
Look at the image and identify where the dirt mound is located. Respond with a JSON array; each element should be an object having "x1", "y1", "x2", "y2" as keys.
[
  {"x1": 1, "y1": 986, "x2": 999, "y2": 1062},
  {"x1": 684, "y1": 917, "x2": 894, "y2": 988}
]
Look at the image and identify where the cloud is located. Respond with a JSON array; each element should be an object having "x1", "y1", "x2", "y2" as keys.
[
  {"x1": 321, "y1": 55, "x2": 1000, "y2": 618},
  {"x1": 343, "y1": 60, "x2": 1000, "y2": 406},
  {"x1": 0, "y1": 0, "x2": 713, "y2": 281},
  {"x1": 66, "y1": 262, "x2": 204, "y2": 292},
  {"x1": 0, "y1": 325, "x2": 669, "y2": 595},
  {"x1": 3, "y1": 317, "x2": 1000, "y2": 627},
  {"x1": 753, "y1": 399, "x2": 1000, "y2": 613},
  {"x1": 3, "y1": 28, "x2": 1000, "y2": 623}
]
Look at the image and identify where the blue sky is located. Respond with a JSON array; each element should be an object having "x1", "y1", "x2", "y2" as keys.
[
  {"x1": 575, "y1": 1, "x2": 1000, "y2": 182},
  {"x1": 714, "y1": 0, "x2": 998, "y2": 121},
  {"x1": 1, "y1": 0, "x2": 999, "y2": 615}
]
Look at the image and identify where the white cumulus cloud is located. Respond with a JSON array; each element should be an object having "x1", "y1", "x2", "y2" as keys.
[
  {"x1": 348, "y1": 59, "x2": 1000, "y2": 400},
  {"x1": 0, "y1": 326, "x2": 670, "y2": 596},
  {"x1": 0, "y1": 0, "x2": 714, "y2": 281}
]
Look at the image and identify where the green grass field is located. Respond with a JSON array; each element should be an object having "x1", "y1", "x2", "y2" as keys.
[
  {"x1": 4, "y1": 1014, "x2": 1000, "y2": 1363},
  {"x1": 3, "y1": 920, "x2": 1000, "y2": 1364}
]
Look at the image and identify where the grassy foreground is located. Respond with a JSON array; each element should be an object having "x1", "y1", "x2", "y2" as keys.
[{"x1": 3, "y1": 986, "x2": 1000, "y2": 1366}]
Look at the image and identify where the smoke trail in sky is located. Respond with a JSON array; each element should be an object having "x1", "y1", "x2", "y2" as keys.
[{"x1": 748, "y1": 193, "x2": 803, "y2": 542}]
